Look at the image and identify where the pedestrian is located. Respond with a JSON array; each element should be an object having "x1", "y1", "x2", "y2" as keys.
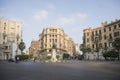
[
  {"x1": 15, "y1": 56, "x2": 17, "y2": 63},
  {"x1": 34, "y1": 57, "x2": 37, "y2": 62}
]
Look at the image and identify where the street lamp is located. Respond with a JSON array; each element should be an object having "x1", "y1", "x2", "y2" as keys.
[{"x1": 95, "y1": 37, "x2": 99, "y2": 60}]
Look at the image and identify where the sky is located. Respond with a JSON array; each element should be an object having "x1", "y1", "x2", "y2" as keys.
[{"x1": 0, "y1": 0, "x2": 120, "y2": 49}]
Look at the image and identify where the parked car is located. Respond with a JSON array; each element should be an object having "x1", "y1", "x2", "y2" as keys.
[{"x1": 8, "y1": 58, "x2": 15, "y2": 62}]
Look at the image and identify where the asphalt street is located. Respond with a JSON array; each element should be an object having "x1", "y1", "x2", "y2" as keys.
[{"x1": 0, "y1": 61, "x2": 120, "y2": 80}]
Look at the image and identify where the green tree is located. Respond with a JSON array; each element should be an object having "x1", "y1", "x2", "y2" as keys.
[
  {"x1": 102, "y1": 50, "x2": 118, "y2": 61},
  {"x1": 80, "y1": 44, "x2": 87, "y2": 54},
  {"x1": 102, "y1": 51, "x2": 108, "y2": 60},
  {"x1": 113, "y1": 37, "x2": 120, "y2": 60},
  {"x1": 18, "y1": 39, "x2": 26, "y2": 54},
  {"x1": 79, "y1": 44, "x2": 91, "y2": 59},
  {"x1": 86, "y1": 47, "x2": 92, "y2": 53}
]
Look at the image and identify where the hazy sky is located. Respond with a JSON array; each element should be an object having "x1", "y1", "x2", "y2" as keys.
[{"x1": 0, "y1": 0, "x2": 120, "y2": 49}]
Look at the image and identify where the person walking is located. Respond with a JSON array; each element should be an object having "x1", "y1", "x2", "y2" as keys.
[
  {"x1": 15, "y1": 56, "x2": 18, "y2": 63},
  {"x1": 34, "y1": 57, "x2": 37, "y2": 62}
]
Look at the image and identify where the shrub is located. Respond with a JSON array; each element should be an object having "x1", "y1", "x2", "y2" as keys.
[
  {"x1": 77, "y1": 55, "x2": 83, "y2": 60},
  {"x1": 63, "y1": 53, "x2": 70, "y2": 60},
  {"x1": 56, "y1": 55, "x2": 60, "y2": 59},
  {"x1": 16, "y1": 54, "x2": 29, "y2": 61},
  {"x1": 109, "y1": 51, "x2": 118, "y2": 58},
  {"x1": 46, "y1": 56, "x2": 51, "y2": 60},
  {"x1": 102, "y1": 50, "x2": 119, "y2": 61}
]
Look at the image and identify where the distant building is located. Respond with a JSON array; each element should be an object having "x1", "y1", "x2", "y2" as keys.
[
  {"x1": 29, "y1": 40, "x2": 39, "y2": 57},
  {"x1": 83, "y1": 19, "x2": 120, "y2": 60},
  {"x1": 0, "y1": 18, "x2": 22, "y2": 60},
  {"x1": 38, "y1": 26, "x2": 78, "y2": 56},
  {"x1": 73, "y1": 43, "x2": 80, "y2": 55}
]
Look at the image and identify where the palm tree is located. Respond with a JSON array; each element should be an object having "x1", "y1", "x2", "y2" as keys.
[
  {"x1": 113, "y1": 37, "x2": 120, "y2": 60},
  {"x1": 18, "y1": 39, "x2": 26, "y2": 54}
]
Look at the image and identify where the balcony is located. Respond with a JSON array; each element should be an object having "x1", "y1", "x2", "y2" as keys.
[{"x1": 4, "y1": 49, "x2": 11, "y2": 53}]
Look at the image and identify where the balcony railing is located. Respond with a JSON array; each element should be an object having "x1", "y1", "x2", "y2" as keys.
[{"x1": 4, "y1": 49, "x2": 11, "y2": 53}]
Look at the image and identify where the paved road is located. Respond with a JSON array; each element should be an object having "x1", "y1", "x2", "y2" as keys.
[{"x1": 0, "y1": 61, "x2": 120, "y2": 80}]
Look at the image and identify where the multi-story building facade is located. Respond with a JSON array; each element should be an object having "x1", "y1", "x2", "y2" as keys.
[
  {"x1": 83, "y1": 19, "x2": 120, "y2": 60},
  {"x1": 29, "y1": 40, "x2": 39, "y2": 57},
  {"x1": 0, "y1": 18, "x2": 22, "y2": 60},
  {"x1": 38, "y1": 26, "x2": 78, "y2": 56}
]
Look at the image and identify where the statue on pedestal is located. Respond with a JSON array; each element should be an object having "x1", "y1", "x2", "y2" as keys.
[{"x1": 51, "y1": 44, "x2": 57, "y2": 62}]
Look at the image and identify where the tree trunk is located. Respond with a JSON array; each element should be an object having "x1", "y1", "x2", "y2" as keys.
[{"x1": 82, "y1": 53, "x2": 85, "y2": 60}]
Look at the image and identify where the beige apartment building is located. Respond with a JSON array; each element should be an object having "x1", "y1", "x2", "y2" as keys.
[
  {"x1": 83, "y1": 19, "x2": 120, "y2": 60},
  {"x1": 0, "y1": 18, "x2": 22, "y2": 60},
  {"x1": 38, "y1": 26, "x2": 78, "y2": 56},
  {"x1": 29, "y1": 40, "x2": 39, "y2": 57}
]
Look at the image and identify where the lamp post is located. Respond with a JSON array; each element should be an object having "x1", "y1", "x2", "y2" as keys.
[
  {"x1": 60, "y1": 43, "x2": 62, "y2": 60},
  {"x1": 95, "y1": 37, "x2": 99, "y2": 61}
]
